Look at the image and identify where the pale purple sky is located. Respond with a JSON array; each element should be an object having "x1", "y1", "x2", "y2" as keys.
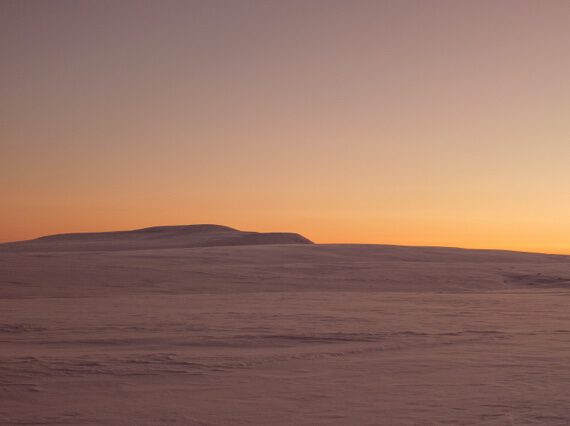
[{"x1": 2, "y1": 0, "x2": 569, "y2": 252}]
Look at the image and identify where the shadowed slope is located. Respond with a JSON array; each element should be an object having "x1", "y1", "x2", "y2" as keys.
[
  {"x1": 1, "y1": 243, "x2": 570, "y2": 298},
  {"x1": 0, "y1": 224, "x2": 313, "y2": 252}
]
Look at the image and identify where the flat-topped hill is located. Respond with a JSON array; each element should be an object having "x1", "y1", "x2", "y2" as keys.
[{"x1": 0, "y1": 224, "x2": 313, "y2": 252}]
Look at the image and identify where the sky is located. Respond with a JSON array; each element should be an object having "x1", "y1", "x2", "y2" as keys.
[{"x1": 1, "y1": 0, "x2": 569, "y2": 253}]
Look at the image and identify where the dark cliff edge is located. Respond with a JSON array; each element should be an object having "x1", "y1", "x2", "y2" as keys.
[{"x1": 0, "y1": 224, "x2": 314, "y2": 252}]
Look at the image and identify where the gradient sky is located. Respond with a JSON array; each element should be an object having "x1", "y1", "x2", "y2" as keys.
[{"x1": 2, "y1": 0, "x2": 570, "y2": 252}]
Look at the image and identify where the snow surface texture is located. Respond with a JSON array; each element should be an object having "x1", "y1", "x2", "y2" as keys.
[{"x1": 1, "y1": 226, "x2": 569, "y2": 425}]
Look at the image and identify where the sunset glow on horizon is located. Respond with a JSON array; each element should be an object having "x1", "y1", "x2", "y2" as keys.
[{"x1": 2, "y1": 0, "x2": 570, "y2": 254}]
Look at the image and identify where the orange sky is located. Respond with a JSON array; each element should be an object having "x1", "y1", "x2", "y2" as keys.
[{"x1": 2, "y1": 0, "x2": 570, "y2": 253}]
